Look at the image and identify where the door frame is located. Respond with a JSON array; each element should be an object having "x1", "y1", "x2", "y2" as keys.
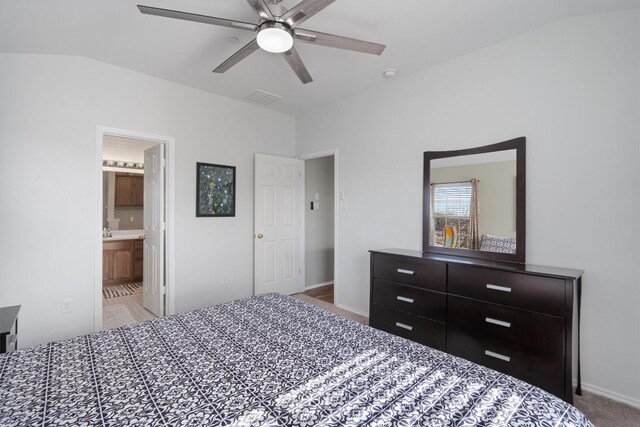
[
  {"x1": 94, "y1": 125, "x2": 176, "y2": 331},
  {"x1": 298, "y1": 149, "x2": 340, "y2": 306}
]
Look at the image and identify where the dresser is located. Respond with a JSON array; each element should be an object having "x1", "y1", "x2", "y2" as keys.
[
  {"x1": 369, "y1": 249, "x2": 582, "y2": 403},
  {"x1": 0, "y1": 305, "x2": 20, "y2": 354}
]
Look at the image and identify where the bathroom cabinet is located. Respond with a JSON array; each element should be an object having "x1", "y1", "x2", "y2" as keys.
[
  {"x1": 103, "y1": 239, "x2": 143, "y2": 285},
  {"x1": 115, "y1": 174, "x2": 144, "y2": 207}
]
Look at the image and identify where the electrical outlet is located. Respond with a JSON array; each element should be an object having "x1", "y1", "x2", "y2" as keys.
[
  {"x1": 221, "y1": 274, "x2": 229, "y2": 285},
  {"x1": 129, "y1": 216, "x2": 135, "y2": 222},
  {"x1": 61, "y1": 298, "x2": 72, "y2": 314}
]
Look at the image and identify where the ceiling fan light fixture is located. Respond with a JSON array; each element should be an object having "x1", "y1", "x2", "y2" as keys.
[{"x1": 257, "y1": 22, "x2": 293, "y2": 53}]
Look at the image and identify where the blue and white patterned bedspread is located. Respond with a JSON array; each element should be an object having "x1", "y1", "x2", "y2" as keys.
[{"x1": 0, "y1": 293, "x2": 591, "y2": 426}]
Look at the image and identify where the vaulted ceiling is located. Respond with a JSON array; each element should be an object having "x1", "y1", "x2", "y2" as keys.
[{"x1": 2, "y1": 0, "x2": 639, "y2": 114}]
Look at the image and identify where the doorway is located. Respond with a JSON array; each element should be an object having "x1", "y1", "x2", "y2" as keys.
[
  {"x1": 94, "y1": 126, "x2": 175, "y2": 332},
  {"x1": 252, "y1": 150, "x2": 339, "y2": 307},
  {"x1": 302, "y1": 155, "x2": 335, "y2": 303},
  {"x1": 299, "y1": 149, "x2": 338, "y2": 307}
]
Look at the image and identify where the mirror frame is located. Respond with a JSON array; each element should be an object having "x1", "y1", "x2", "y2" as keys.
[{"x1": 423, "y1": 137, "x2": 526, "y2": 264}]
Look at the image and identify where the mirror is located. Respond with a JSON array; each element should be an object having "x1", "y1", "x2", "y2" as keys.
[
  {"x1": 423, "y1": 137, "x2": 526, "y2": 263},
  {"x1": 103, "y1": 171, "x2": 144, "y2": 231}
]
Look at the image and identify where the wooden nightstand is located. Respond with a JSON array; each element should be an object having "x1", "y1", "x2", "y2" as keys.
[{"x1": 0, "y1": 305, "x2": 20, "y2": 353}]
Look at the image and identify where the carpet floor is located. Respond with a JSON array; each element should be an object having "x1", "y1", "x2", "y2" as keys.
[
  {"x1": 574, "y1": 390, "x2": 640, "y2": 427},
  {"x1": 102, "y1": 282, "x2": 142, "y2": 299}
]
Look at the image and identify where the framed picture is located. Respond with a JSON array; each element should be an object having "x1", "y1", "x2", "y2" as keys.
[{"x1": 196, "y1": 162, "x2": 236, "y2": 217}]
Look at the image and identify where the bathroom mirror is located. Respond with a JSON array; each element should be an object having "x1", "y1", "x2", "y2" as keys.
[{"x1": 423, "y1": 137, "x2": 526, "y2": 263}]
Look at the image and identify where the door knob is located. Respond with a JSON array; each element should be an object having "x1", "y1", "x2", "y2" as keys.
[{"x1": 257, "y1": 233, "x2": 264, "y2": 239}]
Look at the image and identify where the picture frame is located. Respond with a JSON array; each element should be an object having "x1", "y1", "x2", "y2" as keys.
[{"x1": 196, "y1": 162, "x2": 236, "y2": 217}]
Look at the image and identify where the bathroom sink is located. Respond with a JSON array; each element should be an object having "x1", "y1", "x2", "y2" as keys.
[{"x1": 102, "y1": 230, "x2": 145, "y2": 241}]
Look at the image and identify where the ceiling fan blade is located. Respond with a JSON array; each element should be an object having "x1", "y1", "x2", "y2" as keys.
[
  {"x1": 138, "y1": 5, "x2": 258, "y2": 32},
  {"x1": 282, "y1": 47, "x2": 313, "y2": 84},
  {"x1": 281, "y1": 0, "x2": 335, "y2": 27},
  {"x1": 294, "y1": 28, "x2": 386, "y2": 55},
  {"x1": 245, "y1": 0, "x2": 274, "y2": 21},
  {"x1": 213, "y1": 39, "x2": 260, "y2": 73}
]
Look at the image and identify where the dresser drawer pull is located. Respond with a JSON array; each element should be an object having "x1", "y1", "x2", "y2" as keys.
[
  {"x1": 395, "y1": 322, "x2": 413, "y2": 331},
  {"x1": 485, "y1": 317, "x2": 511, "y2": 328},
  {"x1": 397, "y1": 268, "x2": 415, "y2": 275},
  {"x1": 486, "y1": 284, "x2": 512, "y2": 293},
  {"x1": 485, "y1": 350, "x2": 511, "y2": 362},
  {"x1": 396, "y1": 296, "x2": 415, "y2": 304}
]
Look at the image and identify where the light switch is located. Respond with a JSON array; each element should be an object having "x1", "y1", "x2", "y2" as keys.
[{"x1": 315, "y1": 192, "x2": 320, "y2": 201}]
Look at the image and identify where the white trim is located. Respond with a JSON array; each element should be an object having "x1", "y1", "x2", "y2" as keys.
[
  {"x1": 94, "y1": 126, "x2": 176, "y2": 332},
  {"x1": 305, "y1": 281, "x2": 333, "y2": 291},
  {"x1": 574, "y1": 380, "x2": 640, "y2": 409},
  {"x1": 334, "y1": 302, "x2": 369, "y2": 318},
  {"x1": 297, "y1": 160, "x2": 305, "y2": 293},
  {"x1": 298, "y1": 148, "x2": 339, "y2": 306}
]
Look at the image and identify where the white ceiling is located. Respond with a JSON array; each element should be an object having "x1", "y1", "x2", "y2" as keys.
[
  {"x1": 2, "y1": 0, "x2": 639, "y2": 115},
  {"x1": 103, "y1": 135, "x2": 157, "y2": 163}
]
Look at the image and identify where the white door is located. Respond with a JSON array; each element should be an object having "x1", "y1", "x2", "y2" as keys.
[
  {"x1": 143, "y1": 144, "x2": 165, "y2": 317},
  {"x1": 254, "y1": 154, "x2": 304, "y2": 295}
]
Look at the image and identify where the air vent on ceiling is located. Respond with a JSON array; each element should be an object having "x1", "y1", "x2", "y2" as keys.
[{"x1": 243, "y1": 89, "x2": 283, "y2": 105}]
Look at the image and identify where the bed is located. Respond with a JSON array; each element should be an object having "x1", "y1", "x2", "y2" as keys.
[{"x1": 0, "y1": 293, "x2": 591, "y2": 426}]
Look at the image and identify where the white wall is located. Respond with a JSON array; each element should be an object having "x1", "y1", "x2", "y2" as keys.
[
  {"x1": 0, "y1": 53, "x2": 294, "y2": 347},
  {"x1": 304, "y1": 156, "x2": 334, "y2": 287},
  {"x1": 296, "y1": 10, "x2": 640, "y2": 405}
]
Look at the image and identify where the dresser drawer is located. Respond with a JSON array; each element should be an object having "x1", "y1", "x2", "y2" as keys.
[
  {"x1": 370, "y1": 304, "x2": 445, "y2": 350},
  {"x1": 448, "y1": 296, "x2": 564, "y2": 356},
  {"x1": 448, "y1": 264, "x2": 565, "y2": 316},
  {"x1": 447, "y1": 328, "x2": 564, "y2": 398},
  {"x1": 372, "y1": 279, "x2": 446, "y2": 323},
  {"x1": 372, "y1": 254, "x2": 446, "y2": 292}
]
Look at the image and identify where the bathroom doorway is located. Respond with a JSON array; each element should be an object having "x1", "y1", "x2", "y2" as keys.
[{"x1": 94, "y1": 126, "x2": 175, "y2": 331}]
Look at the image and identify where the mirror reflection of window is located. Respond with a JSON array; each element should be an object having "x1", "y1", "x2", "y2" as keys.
[
  {"x1": 429, "y1": 150, "x2": 515, "y2": 253},
  {"x1": 431, "y1": 180, "x2": 479, "y2": 249}
]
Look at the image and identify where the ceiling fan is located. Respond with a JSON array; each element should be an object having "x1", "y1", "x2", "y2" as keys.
[{"x1": 138, "y1": 0, "x2": 386, "y2": 84}]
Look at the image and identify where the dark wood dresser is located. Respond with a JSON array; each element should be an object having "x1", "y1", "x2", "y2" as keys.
[
  {"x1": 369, "y1": 249, "x2": 582, "y2": 403},
  {"x1": 0, "y1": 305, "x2": 20, "y2": 354}
]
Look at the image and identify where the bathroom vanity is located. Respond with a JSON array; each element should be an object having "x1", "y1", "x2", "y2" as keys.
[{"x1": 103, "y1": 232, "x2": 144, "y2": 285}]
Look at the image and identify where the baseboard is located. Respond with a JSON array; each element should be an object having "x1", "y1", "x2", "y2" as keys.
[
  {"x1": 334, "y1": 302, "x2": 369, "y2": 318},
  {"x1": 305, "y1": 281, "x2": 333, "y2": 290},
  {"x1": 574, "y1": 380, "x2": 640, "y2": 409}
]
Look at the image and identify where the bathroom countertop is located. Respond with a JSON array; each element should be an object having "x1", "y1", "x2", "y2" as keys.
[{"x1": 103, "y1": 230, "x2": 145, "y2": 242}]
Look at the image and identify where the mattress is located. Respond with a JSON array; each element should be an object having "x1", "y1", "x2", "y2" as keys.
[{"x1": 0, "y1": 293, "x2": 591, "y2": 426}]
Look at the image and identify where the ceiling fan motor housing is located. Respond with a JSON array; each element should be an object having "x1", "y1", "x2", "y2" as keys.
[{"x1": 257, "y1": 21, "x2": 294, "y2": 53}]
